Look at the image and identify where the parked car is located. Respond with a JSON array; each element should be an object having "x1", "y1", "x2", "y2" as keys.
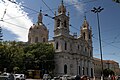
[
  {"x1": 0, "y1": 72, "x2": 12, "y2": 80},
  {"x1": 14, "y1": 74, "x2": 25, "y2": 80},
  {"x1": 60, "y1": 75, "x2": 72, "y2": 80}
]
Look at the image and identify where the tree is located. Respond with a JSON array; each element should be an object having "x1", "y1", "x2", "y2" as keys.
[
  {"x1": 0, "y1": 41, "x2": 55, "y2": 75},
  {"x1": 113, "y1": 0, "x2": 120, "y2": 3},
  {"x1": 103, "y1": 68, "x2": 115, "y2": 77},
  {"x1": 0, "y1": 41, "x2": 24, "y2": 73},
  {"x1": 23, "y1": 43, "x2": 55, "y2": 74}
]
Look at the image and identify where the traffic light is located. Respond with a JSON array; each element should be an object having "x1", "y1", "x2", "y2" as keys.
[{"x1": 113, "y1": 0, "x2": 120, "y2": 3}]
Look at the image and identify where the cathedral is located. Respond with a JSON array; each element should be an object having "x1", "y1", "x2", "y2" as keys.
[{"x1": 28, "y1": 0, "x2": 94, "y2": 77}]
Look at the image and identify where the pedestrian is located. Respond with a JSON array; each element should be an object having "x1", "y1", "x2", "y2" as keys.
[
  {"x1": 111, "y1": 75, "x2": 115, "y2": 80},
  {"x1": 9, "y1": 72, "x2": 15, "y2": 80},
  {"x1": 81, "y1": 75, "x2": 88, "y2": 80},
  {"x1": 75, "y1": 75, "x2": 80, "y2": 80}
]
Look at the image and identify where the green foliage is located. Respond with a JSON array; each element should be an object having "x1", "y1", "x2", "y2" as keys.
[
  {"x1": 0, "y1": 41, "x2": 24, "y2": 72},
  {"x1": 103, "y1": 68, "x2": 115, "y2": 77},
  {"x1": 24, "y1": 43, "x2": 55, "y2": 73},
  {"x1": 0, "y1": 41, "x2": 55, "y2": 74}
]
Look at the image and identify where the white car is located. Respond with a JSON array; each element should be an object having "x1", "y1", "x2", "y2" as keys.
[
  {"x1": 0, "y1": 72, "x2": 15, "y2": 80},
  {"x1": 14, "y1": 74, "x2": 25, "y2": 80}
]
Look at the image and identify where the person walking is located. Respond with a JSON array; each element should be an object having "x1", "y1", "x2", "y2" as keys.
[
  {"x1": 111, "y1": 75, "x2": 115, "y2": 80},
  {"x1": 9, "y1": 72, "x2": 15, "y2": 80},
  {"x1": 81, "y1": 76, "x2": 88, "y2": 80}
]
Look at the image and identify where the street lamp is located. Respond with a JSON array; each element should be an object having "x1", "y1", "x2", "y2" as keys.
[{"x1": 91, "y1": 6, "x2": 104, "y2": 80}]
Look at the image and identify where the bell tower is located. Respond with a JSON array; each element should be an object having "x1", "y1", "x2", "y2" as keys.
[
  {"x1": 54, "y1": 0, "x2": 70, "y2": 37},
  {"x1": 80, "y1": 16, "x2": 93, "y2": 57},
  {"x1": 80, "y1": 16, "x2": 92, "y2": 44}
]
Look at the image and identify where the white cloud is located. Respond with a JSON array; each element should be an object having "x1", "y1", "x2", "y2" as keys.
[
  {"x1": 0, "y1": 0, "x2": 33, "y2": 42},
  {"x1": 64, "y1": 0, "x2": 85, "y2": 14}
]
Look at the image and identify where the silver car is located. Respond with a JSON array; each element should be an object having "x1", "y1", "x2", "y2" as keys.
[{"x1": 14, "y1": 74, "x2": 25, "y2": 80}]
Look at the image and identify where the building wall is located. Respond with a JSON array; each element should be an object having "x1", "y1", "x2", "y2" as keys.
[
  {"x1": 103, "y1": 60, "x2": 120, "y2": 75},
  {"x1": 94, "y1": 58, "x2": 120, "y2": 78}
]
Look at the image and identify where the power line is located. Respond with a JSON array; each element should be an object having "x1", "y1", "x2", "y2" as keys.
[
  {"x1": 3, "y1": 12, "x2": 37, "y2": 21},
  {"x1": 2, "y1": 0, "x2": 120, "y2": 52},
  {"x1": 4, "y1": 0, "x2": 96, "y2": 21},
  {"x1": 70, "y1": 24, "x2": 80, "y2": 31},
  {"x1": 8, "y1": 0, "x2": 39, "y2": 12},
  {"x1": 5, "y1": 0, "x2": 96, "y2": 32},
  {"x1": 0, "y1": 20, "x2": 28, "y2": 30},
  {"x1": 5, "y1": 0, "x2": 120, "y2": 54},
  {"x1": 1, "y1": 8, "x2": 7, "y2": 20},
  {"x1": 92, "y1": 36, "x2": 120, "y2": 50},
  {"x1": 41, "y1": 0, "x2": 54, "y2": 15}
]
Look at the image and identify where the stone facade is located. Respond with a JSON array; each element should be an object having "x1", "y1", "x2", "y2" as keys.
[{"x1": 28, "y1": 0, "x2": 94, "y2": 77}]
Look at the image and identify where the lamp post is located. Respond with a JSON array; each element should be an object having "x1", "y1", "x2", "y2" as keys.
[{"x1": 91, "y1": 6, "x2": 104, "y2": 80}]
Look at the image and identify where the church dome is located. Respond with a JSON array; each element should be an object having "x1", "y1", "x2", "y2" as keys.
[{"x1": 30, "y1": 23, "x2": 47, "y2": 31}]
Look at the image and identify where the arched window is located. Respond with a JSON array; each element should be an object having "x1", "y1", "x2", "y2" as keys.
[
  {"x1": 85, "y1": 47, "x2": 87, "y2": 52},
  {"x1": 64, "y1": 64, "x2": 67, "y2": 74},
  {"x1": 89, "y1": 34, "x2": 91, "y2": 39},
  {"x1": 65, "y1": 41, "x2": 67, "y2": 50},
  {"x1": 64, "y1": 20, "x2": 67, "y2": 27},
  {"x1": 91, "y1": 68, "x2": 93, "y2": 78},
  {"x1": 79, "y1": 66, "x2": 81, "y2": 75},
  {"x1": 78, "y1": 45, "x2": 79, "y2": 50},
  {"x1": 35, "y1": 37, "x2": 38, "y2": 43},
  {"x1": 43, "y1": 38, "x2": 46, "y2": 42},
  {"x1": 57, "y1": 19, "x2": 60, "y2": 27},
  {"x1": 83, "y1": 32, "x2": 85, "y2": 39},
  {"x1": 87, "y1": 67, "x2": 89, "y2": 75},
  {"x1": 82, "y1": 67, "x2": 85, "y2": 75},
  {"x1": 56, "y1": 42, "x2": 59, "y2": 49},
  {"x1": 90, "y1": 50, "x2": 92, "y2": 57}
]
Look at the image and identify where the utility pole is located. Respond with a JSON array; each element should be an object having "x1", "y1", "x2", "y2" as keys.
[
  {"x1": 91, "y1": 6, "x2": 104, "y2": 80},
  {"x1": 0, "y1": 27, "x2": 3, "y2": 42}
]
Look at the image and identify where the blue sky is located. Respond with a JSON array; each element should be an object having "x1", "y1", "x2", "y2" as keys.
[{"x1": 0, "y1": 0, "x2": 120, "y2": 65}]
